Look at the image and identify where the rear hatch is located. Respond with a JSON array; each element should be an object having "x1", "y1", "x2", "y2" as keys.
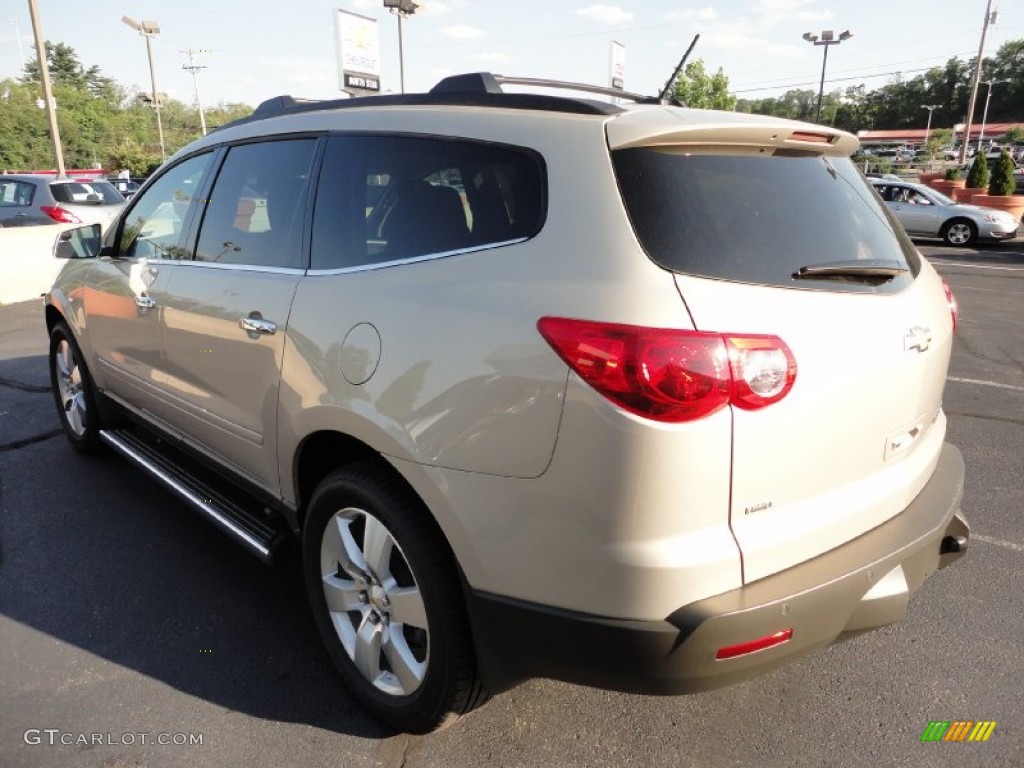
[
  {"x1": 608, "y1": 110, "x2": 956, "y2": 583},
  {"x1": 50, "y1": 179, "x2": 126, "y2": 233}
]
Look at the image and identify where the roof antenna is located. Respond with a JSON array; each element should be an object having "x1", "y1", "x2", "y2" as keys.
[{"x1": 657, "y1": 34, "x2": 700, "y2": 104}]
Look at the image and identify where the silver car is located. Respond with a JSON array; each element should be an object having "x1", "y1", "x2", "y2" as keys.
[
  {"x1": 43, "y1": 73, "x2": 968, "y2": 732},
  {"x1": 870, "y1": 179, "x2": 1019, "y2": 246},
  {"x1": 0, "y1": 174, "x2": 126, "y2": 233}
]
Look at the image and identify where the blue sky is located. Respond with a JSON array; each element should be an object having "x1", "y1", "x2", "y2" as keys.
[{"x1": 2, "y1": 1, "x2": 1021, "y2": 111}]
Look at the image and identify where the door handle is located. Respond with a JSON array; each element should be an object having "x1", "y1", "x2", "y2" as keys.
[{"x1": 239, "y1": 314, "x2": 277, "y2": 337}]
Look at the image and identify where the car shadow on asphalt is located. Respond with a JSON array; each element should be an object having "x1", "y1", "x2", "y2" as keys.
[{"x1": 0, "y1": 355, "x2": 395, "y2": 739}]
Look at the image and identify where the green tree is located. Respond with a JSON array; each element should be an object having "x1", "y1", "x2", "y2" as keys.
[
  {"x1": 988, "y1": 149, "x2": 1016, "y2": 195},
  {"x1": 966, "y1": 152, "x2": 989, "y2": 189},
  {"x1": 22, "y1": 41, "x2": 115, "y2": 99},
  {"x1": 671, "y1": 59, "x2": 737, "y2": 111},
  {"x1": 1004, "y1": 126, "x2": 1024, "y2": 144},
  {"x1": 925, "y1": 128, "x2": 953, "y2": 158}
]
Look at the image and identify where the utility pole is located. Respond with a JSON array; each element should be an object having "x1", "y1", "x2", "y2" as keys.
[
  {"x1": 12, "y1": 16, "x2": 27, "y2": 71},
  {"x1": 181, "y1": 48, "x2": 208, "y2": 136},
  {"x1": 26, "y1": 0, "x2": 64, "y2": 175},
  {"x1": 959, "y1": 0, "x2": 997, "y2": 165}
]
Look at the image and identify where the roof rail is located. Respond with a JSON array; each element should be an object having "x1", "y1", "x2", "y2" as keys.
[{"x1": 223, "y1": 71, "x2": 682, "y2": 131}]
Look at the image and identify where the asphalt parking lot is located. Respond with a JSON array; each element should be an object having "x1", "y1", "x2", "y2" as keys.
[{"x1": 1, "y1": 241, "x2": 1022, "y2": 768}]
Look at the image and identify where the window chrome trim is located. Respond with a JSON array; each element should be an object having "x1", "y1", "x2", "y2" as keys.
[
  {"x1": 305, "y1": 237, "x2": 528, "y2": 276},
  {"x1": 150, "y1": 260, "x2": 307, "y2": 275}
]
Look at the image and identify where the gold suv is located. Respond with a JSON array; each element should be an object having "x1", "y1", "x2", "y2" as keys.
[{"x1": 44, "y1": 72, "x2": 968, "y2": 732}]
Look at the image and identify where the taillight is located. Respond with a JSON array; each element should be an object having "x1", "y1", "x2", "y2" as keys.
[
  {"x1": 40, "y1": 205, "x2": 81, "y2": 225},
  {"x1": 537, "y1": 317, "x2": 796, "y2": 423},
  {"x1": 726, "y1": 336, "x2": 798, "y2": 410},
  {"x1": 941, "y1": 278, "x2": 958, "y2": 333}
]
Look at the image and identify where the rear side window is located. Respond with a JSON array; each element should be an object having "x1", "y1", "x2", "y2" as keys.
[
  {"x1": 0, "y1": 180, "x2": 36, "y2": 207},
  {"x1": 612, "y1": 150, "x2": 920, "y2": 293},
  {"x1": 311, "y1": 135, "x2": 545, "y2": 270}
]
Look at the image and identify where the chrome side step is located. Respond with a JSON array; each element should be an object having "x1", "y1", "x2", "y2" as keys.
[{"x1": 99, "y1": 428, "x2": 287, "y2": 564}]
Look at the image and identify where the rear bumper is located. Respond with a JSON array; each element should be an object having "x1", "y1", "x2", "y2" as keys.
[{"x1": 468, "y1": 442, "x2": 966, "y2": 695}]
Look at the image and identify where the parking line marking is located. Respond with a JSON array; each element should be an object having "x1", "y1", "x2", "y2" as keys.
[
  {"x1": 929, "y1": 261, "x2": 1024, "y2": 272},
  {"x1": 973, "y1": 534, "x2": 1024, "y2": 554},
  {"x1": 948, "y1": 376, "x2": 1024, "y2": 393}
]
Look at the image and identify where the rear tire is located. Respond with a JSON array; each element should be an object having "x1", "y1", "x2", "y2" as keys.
[
  {"x1": 302, "y1": 461, "x2": 485, "y2": 732},
  {"x1": 48, "y1": 321, "x2": 104, "y2": 453},
  {"x1": 941, "y1": 219, "x2": 977, "y2": 247}
]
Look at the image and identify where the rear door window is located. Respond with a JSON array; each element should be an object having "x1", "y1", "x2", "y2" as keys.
[
  {"x1": 612, "y1": 150, "x2": 920, "y2": 293},
  {"x1": 0, "y1": 180, "x2": 36, "y2": 207},
  {"x1": 310, "y1": 135, "x2": 545, "y2": 270}
]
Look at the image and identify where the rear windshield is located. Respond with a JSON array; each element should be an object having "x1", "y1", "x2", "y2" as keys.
[
  {"x1": 50, "y1": 181, "x2": 125, "y2": 205},
  {"x1": 612, "y1": 150, "x2": 920, "y2": 293}
]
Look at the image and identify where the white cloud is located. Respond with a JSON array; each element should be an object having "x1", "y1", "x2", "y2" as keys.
[
  {"x1": 469, "y1": 51, "x2": 513, "y2": 63},
  {"x1": 441, "y1": 24, "x2": 486, "y2": 40},
  {"x1": 751, "y1": 0, "x2": 832, "y2": 24},
  {"x1": 664, "y1": 7, "x2": 718, "y2": 23},
  {"x1": 417, "y1": 1, "x2": 452, "y2": 16},
  {"x1": 702, "y1": 30, "x2": 804, "y2": 59},
  {"x1": 576, "y1": 5, "x2": 634, "y2": 24}
]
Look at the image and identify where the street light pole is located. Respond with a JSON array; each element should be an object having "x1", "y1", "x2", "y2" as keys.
[
  {"x1": 122, "y1": 16, "x2": 165, "y2": 162},
  {"x1": 921, "y1": 104, "x2": 939, "y2": 146},
  {"x1": 802, "y1": 30, "x2": 853, "y2": 124},
  {"x1": 383, "y1": 0, "x2": 418, "y2": 94},
  {"x1": 976, "y1": 79, "x2": 1008, "y2": 154}
]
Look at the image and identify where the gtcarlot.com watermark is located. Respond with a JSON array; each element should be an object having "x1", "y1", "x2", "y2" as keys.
[{"x1": 24, "y1": 729, "x2": 203, "y2": 747}]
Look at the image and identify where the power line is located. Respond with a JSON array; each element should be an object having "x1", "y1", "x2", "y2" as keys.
[{"x1": 732, "y1": 63, "x2": 967, "y2": 96}]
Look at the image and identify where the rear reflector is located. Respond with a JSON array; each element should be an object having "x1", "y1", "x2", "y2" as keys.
[
  {"x1": 941, "y1": 278, "x2": 958, "y2": 333},
  {"x1": 538, "y1": 317, "x2": 796, "y2": 423},
  {"x1": 715, "y1": 629, "x2": 793, "y2": 660}
]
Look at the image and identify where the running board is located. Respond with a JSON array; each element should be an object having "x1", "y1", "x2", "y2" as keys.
[{"x1": 99, "y1": 428, "x2": 288, "y2": 564}]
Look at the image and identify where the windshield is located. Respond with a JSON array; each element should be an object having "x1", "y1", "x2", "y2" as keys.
[{"x1": 612, "y1": 149, "x2": 920, "y2": 294}]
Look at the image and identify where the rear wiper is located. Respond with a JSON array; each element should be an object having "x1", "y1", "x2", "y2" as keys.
[{"x1": 792, "y1": 259, "x2": 908, "y2": 282}]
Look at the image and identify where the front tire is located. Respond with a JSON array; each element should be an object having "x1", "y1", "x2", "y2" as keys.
[
  {"x1": 941, "y1": 219, "x2": 977, "y2": 247},
  {"x1": 48, "y1": 321, "x2": 104, "y2": 453},
  {"x1": 302, "y1": 462, "x2": 484, "y2": 732}
]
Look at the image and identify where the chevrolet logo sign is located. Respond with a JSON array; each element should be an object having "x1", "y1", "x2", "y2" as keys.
[{"x1": 904, "y1": 326, "x2": 932, "y2": 354}]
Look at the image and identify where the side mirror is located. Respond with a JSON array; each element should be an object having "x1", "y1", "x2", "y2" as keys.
[{"x1": 54, "y1": 223, "x2": 102, "y2": 259}]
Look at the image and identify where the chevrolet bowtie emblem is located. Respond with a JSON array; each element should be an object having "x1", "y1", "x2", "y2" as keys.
[{"x1": 904, "y1": 326, "x2": 932, "y2": 353}]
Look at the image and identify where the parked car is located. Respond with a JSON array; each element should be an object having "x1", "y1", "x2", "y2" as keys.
[
  {"x1": 0, "y1": 174, "x2": 126, "y2": 233},
  {"x1": 43, "y1": 72, "x2": 968, "y2": 732},
  {"x1": 107, "y1": 177, "x2": 142, "y2": 199},
  {"x1": 870, "y1": 179, "x2": 1019, "y2": 245}
]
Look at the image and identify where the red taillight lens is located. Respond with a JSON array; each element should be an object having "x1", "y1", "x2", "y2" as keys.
[
  {"x1": 941, "y1": 278, "x2": 958, "y2": 333},
  {"x1": 40, "y1": 205, "x2": 81, "y2": 225},
  {"x1": 538, "y1": 317, "x2": 796, "y2": 423}
]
